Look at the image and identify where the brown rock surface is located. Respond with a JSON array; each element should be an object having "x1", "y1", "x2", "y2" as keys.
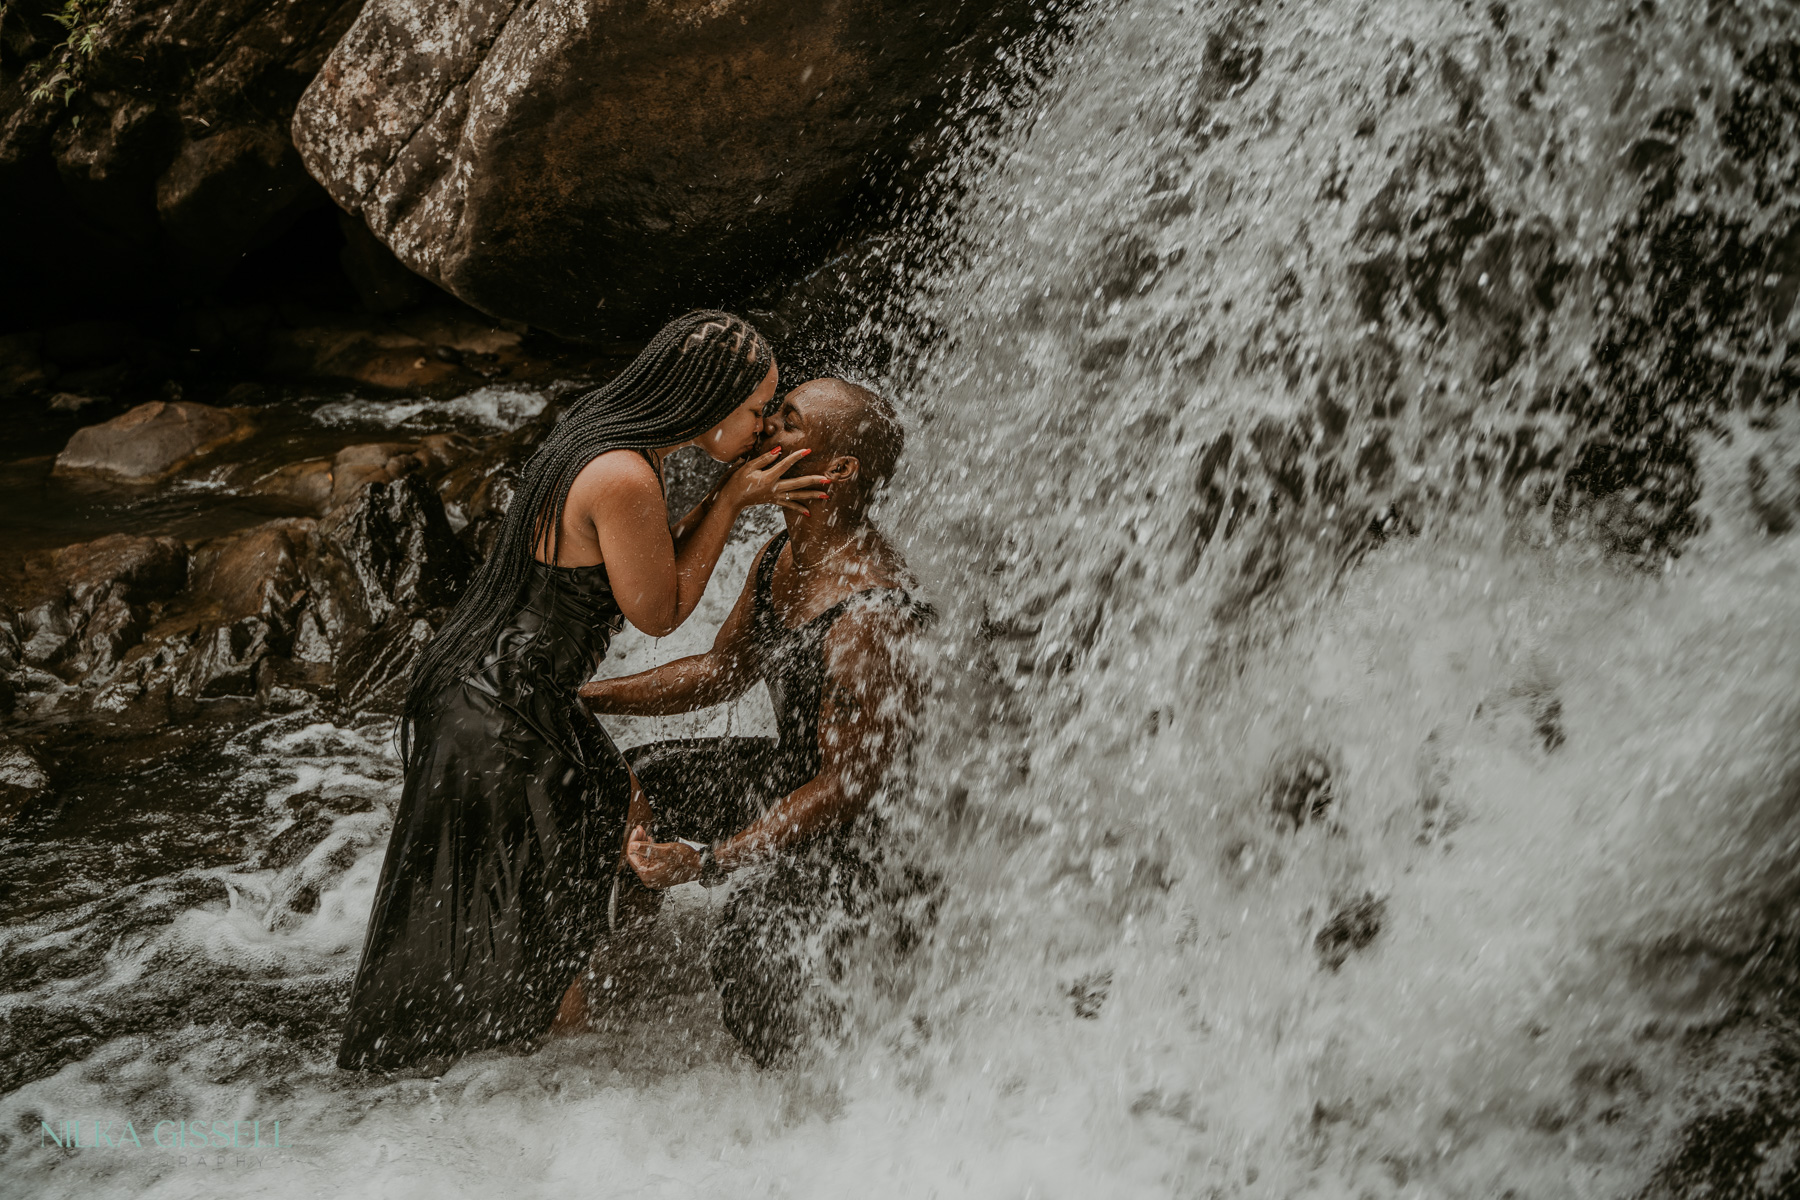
[
  {"x1": 291, "y1": 0, "x2": 1038, "y2": 339},
  {"x1": 54, "y1": 400, "x2": 253, "y2": 484},
  {"x1": 150, "y1": 520, "x2": 314, "y2": 699},
  {"x1": 4, "y1": 533, "x2": 189, "y2": 681},
  {"x1": 250, "y1": 459, "x2": 336, "y2": 515},
  {"x1": 0, "y1": 743, "x2": 50, "y2": 824},
  {"x1": 330, "y1": 442, "x2": 425, "y2": 511},
  {"x1": 183, "y1": 522, "x2": 314, "y2": 627}
]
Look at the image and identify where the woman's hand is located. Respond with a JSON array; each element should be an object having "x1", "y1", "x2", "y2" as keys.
[
  {"x1": 625, "y1": 824, "x2": 702, "y2": 889},
  {"x1": 717, "y1": 447, "x2": 831, "y2": 516}
]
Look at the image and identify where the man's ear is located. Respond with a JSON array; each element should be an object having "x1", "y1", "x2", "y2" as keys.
[{"x1": 825, "y1": 454, "x2": 860, "y2": 482}]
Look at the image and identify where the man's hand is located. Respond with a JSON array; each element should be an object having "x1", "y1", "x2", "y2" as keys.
[{"x1": 624, "y1": 824, "x2": 702, "y2": 889}]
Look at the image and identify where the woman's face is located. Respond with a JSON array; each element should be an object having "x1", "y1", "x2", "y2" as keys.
[{"x1": 695, "y1": 360, "x2": 778, "y2": 462}]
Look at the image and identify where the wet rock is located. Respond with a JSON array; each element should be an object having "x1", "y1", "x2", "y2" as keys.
[
  {"x1": 264, "y1": 324, "x2": 495, "y2": 391},
  {"x1": 53, "y1": 400, "x2": 253, "y2": 484},
  {"x1": 53, "y1": 531, "x2": 183, "y2": 605},
  {"x1": 437, "y1": 406, "x2": 559, "y2": 555},
  {"x1": 47, "y1": 392, "x2": 105, "y2": 414},
  {"x1": 306, "y1": 475, "x2": 471, "y2": 708},
  {"x1": 248, "y1": 459, "x2": 335, "y2": 516},
  {"x1": 1266, "y1": 747, "x2": 1337, "y2": 829},
  {"x1": 6, "y1": 534, "x2": 190, "y2": 684},
  {"x1": 62, "y1": 588, "x2": 149, "y2": 681},
  {"x1": 259, "y1": 814, "x2": 337, "y2": 873},
  {"x1": 292, "y1": 0, "x2": 1040, "y2": 340},
  {"x1": 266, "y1": 811, "x2": 388, "y2": 928},
  {"x1": 0, "y1": 744, "x2": 50, "y2": 823},
  {"x1": 155, "y1": 521, "x2": 313, "y2": 700},
  {"x1": 415, "y1": 432, "x2": 479, "y2": 474},
  {"x1": 329, "y1": 441, "x2": 422, "y2": 511},
  {"x1": 1315, "y1": 893, "x2": 1385, "y2": 970}
]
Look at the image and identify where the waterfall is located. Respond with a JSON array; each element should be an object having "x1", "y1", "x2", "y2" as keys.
[{"x1": 850, "y1": 0, "x2": 1800, "y2": 1190}]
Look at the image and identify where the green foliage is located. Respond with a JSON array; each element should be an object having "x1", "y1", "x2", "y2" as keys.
[{"x1": 21, "y1": 0, "x2": 109, "y2": 105}]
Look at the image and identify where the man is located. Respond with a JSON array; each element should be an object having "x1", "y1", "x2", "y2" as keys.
[{"x1": 564, "y1": 376, "x2": 928, "y2": 1064}]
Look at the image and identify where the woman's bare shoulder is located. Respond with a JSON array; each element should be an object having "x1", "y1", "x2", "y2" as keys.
[{"x1": 567, "y1": 448, "x2": 661, "y2": 502}]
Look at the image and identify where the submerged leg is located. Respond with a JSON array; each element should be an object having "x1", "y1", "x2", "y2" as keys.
[{"x1": 711, "y1": 864, "x2": 822, "y2": 1066}]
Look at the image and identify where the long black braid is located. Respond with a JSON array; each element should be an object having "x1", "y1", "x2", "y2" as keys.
[{"x1": 402, "y1": 310, "x2": 772, "y2": 759}]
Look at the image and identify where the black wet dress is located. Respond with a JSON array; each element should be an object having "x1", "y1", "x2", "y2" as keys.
[
  {"x1": 622, "y1": 530, "x2": 927, "y2": 1065},
  {"x1": 338, "y1": 559, "x2": 632, "y2": 1071}
]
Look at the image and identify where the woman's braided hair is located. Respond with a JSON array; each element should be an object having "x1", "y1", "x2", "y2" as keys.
[{"x1": 403, "y1": 310, "x2": 772, "y2": 750}]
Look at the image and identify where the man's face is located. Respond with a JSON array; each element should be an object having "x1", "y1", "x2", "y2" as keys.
[{"x1": 758, "y1": 381, "x2": 836, "y2": 461}]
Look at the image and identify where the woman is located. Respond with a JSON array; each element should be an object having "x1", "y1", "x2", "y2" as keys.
[{"x1": 337, "y1": 311, "x2": 826, "y2": 1071}]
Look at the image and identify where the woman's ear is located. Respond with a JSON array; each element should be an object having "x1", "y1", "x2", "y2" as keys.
[{"x1": 825, "y1": 454, "x2": 860, "y2": 482}]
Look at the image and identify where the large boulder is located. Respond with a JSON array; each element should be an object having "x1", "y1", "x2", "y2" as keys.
[
  {"x1": 292, "y1": 0, "x2": 1039, "y2": 339},
  {"x1": 54, "y1": 400, "x2": 253, "y2": 483}
]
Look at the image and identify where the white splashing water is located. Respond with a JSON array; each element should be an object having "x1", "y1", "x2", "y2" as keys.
[
  {"x1": 310, "y1": 383, "x2": 554, "y2": 431},
  {"x1": 7, "y1": 0, "x2": 1800, "y2": 1195}
]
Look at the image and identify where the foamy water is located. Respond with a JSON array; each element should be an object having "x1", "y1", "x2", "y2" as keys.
[
  {"x1": 310, "y1": 383, "x2": 555, "y2": 432},
  {"x1": 6, "y1": 0, "x2": 1800, "y2": 1194}
]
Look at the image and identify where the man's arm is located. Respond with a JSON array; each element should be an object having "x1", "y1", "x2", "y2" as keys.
[
  {"x1": 712, "y1": 600, "x2": 921, "y2": 870},
  {"x1": 577, "y1": 538, "x2": 773, "y2": 717}
]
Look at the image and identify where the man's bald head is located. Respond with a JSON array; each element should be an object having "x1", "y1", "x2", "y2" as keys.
[{"x1": 787, "y1": 377, "x2": 904, "y2": 499}]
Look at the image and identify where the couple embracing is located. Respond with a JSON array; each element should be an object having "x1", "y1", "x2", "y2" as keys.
[{"x1": 337, "y1": 311, "x2": 926, "y2": 1071}]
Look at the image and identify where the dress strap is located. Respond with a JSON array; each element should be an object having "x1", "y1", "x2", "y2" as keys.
[
  {"x1": 754, "y1": 531, "x2": 790, "y2": 609},
  {"x1": 811, "y1": 585, "x2": 927, "y2": 634}
]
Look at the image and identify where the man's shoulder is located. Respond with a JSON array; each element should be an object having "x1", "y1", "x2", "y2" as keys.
[{"x1": 824, "y1": 589, "x2": 931, "y2": 670}]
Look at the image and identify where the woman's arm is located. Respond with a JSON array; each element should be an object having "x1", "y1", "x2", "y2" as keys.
[
  {"x1": 578, "y1": 540, "x2": 769, "y2": 716},
  {"x1": 577, "y1": 448, "x2": 821, "y2": 637}
]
